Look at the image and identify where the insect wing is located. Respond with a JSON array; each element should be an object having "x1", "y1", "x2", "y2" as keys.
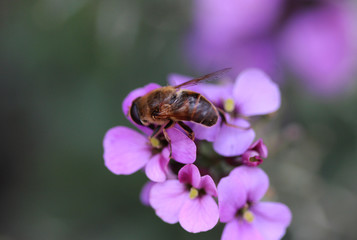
[
  {"x1": 154, "y1": 103, "x2": 189, "y2": 121},
  {"x1": 174, "y1": 68, "x2": 231, "y2": 89}
]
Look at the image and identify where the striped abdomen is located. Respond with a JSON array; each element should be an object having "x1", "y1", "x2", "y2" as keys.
[{"x1": 170, "y1": 90, "x2": 218, "y2": 126}]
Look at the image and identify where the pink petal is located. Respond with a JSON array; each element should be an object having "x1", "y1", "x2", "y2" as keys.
[
  {"x1": 233, "y1": 69, "x2": 281, "y2": 117},
  {"x1": 199, "y1": 175, "x2": 218, "y2": 197},
  {"x1": 221, "y1": 219, "x2": 264, "y2": 240},
  {"x1": 217, "y1": 175, "x2": 247, "y2": 223},
  {"x1": 149, "y1": 180, "x2": 189, "y2": 224},
  {"x1": 145, "y1": 152, "x2": 170, "y2": 183},
  {"x1": 166, "y1": 127, "x2": 196, "y2": 164},
  {"x1": 213, "y1": 118, "x2": 255, "y2": 157},
  {"x1": 251, "y1": 202, "x2": 292, "y2": 240},
  {"x1": 195, "y1": 82, "x2": 233, "y2": 105},
  {"x1": 103, "y1": 126, "x2": 151, "y2": 175},
  {"x1": 178, "y1": 164, "x2": 201, "y2": 188},
  {"x1": 229, "y1": 166, "x2": 269, "y2": 203},
  {"x1": 179, "y1": 195, "x2": 219, "y2": 233},
  {"x1": 250, "y1": 138, "x2": 268, "y2": 158},
  {"x1": 191, "y1": 118, "x2": 222, "y2": 142},
  {"x1": 140, "y1": 181, "x2": 155, "y2": 206}
]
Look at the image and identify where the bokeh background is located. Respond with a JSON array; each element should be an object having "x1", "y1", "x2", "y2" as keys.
[{"x1": 1, "y1": 0, "x2": 357, "y2": 239}]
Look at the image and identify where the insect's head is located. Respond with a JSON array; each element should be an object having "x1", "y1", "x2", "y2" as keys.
[
  {"x1": 129, "y1": 97, "x2": 151, "y2": 126},
  {"x1": 129, "y1": 97, "x2": 144, "y2": 126}
]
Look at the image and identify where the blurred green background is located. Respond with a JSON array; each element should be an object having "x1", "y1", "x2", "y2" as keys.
[{"x1": 1, "y1": 1, "x2": 357, "y2": 239}]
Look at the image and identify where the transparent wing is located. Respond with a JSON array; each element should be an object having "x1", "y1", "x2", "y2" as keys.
[{"x1": 174, "y1": 68, "x2": 231, "y2": 89}]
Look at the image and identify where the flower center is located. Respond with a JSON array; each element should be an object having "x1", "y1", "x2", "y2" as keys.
[
  {"x1": 150, "y1": 137, "x2": 161, "y2": 148},
  {"x1": 242, "y1": 209, "x2": 254, "y2": 223},
  {"x1": 249, "y1": 156, "x2": 259, "y2": 163},
  {"x1": 189, "y1": 187, "x2": 199, "y2": 199},
  {"x1": 237, "y1": 204, "x2": 255, "y2": 223},
  {"x1": 224, "y1": 98, "x2": 235, "y2": 113}
]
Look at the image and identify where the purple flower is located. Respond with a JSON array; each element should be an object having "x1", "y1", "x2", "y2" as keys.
[
  {"x1": 218, "y1": 166, "x2": 292, "y2": 240},
  {"x1": 192, "y1": 0, "x2": 283, "y2": 41},
  {"x1": 186, "y1": 0, "x2": 357, "y2": 96},
  {"x1": 241, "y1": 139, "x2": 268, "y2": 167},
  {"x1": 185, "y1": 0, "x2": 283, "y2": 80},
  {"x1": 186, "y1": 29, "x2": 280, "y2": 81},
  {"x1": 279, "y1": 2, "x2": 357, "y2": 96},
  {"x1": 169, "y1": 69, "x2": 280, "y2": 156},
  {"x1": 140, "y1": 181, "x2": 155, "y2": 206},
  {"x1": 149, "y1": 164, "x2": 219, "y2": 233},
  {"x1": 103, "y1": 126, "x2": 196, "y2": 182}
]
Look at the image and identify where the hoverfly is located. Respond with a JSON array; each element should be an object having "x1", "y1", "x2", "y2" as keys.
[{"x1": 129, "y1": 68, "x2": 231, "y2": 144}]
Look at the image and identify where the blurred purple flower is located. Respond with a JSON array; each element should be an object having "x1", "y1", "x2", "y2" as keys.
[
  {"x1": 186, "y1": 0, "x2": 357, "y2": 96},
  {"x1": 241, "y1": 139, "x2": 268, "y2": 167},
  {"x1": 192, "y1": 0, "x2": 283, "y2": 42},
  {"x1": 169, "y1": 69, "x2": 280, "y2": 156},
  {"x1": 150, "y1": 164, "x2": 219, "y2": 233},
  {"x1": 218, "y1": 166, "x2": 292, "y2": 240},
  {"x1": 279, "y1": 2, "x2": 357, "y2": 95},
  {"x1": 186, "y1": 25, "x2": 280, "y2": 81},
  {"x1": 140, "y1": 181, "x2": 155, "y2": 206}
]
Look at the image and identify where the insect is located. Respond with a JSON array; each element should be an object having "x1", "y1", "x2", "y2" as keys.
[{"x1": 129, "y1": 68, "x2": 231, "y2": 143}]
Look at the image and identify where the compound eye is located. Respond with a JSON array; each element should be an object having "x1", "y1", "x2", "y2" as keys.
[{"x1": 130, "y1": 98, "x2": 143, "y2": 126}]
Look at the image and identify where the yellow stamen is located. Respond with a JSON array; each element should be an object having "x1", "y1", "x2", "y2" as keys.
[
  {"x1": 249, "y1": 156, "x2": 258, "y2": 162},
  {"x1": 224, "y1": 98, "x2": 235, "y2": 113},
  {"x1": 243, "y1": 210, "x2": 254, "y2": 223},
  {"x1": 150, "y1": 137, "x2": 161, "y2": 148},
  {"x1": 189, "y1": 187, "x2": 199, "y2": 199}
]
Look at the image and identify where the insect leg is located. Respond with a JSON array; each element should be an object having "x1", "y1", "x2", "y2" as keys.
[
  {"x1": 163, "y1": 120, "x2": 175, "y2": 158},
  {"x1": 177, "y1": 121, "x2": 195, "y2": 140},
  {"x1": 150, "y1": 125, "x2": 165, "y2": 139},
  {"x1": 217, "y1": 108, "x2": 251, "y2": 130}
]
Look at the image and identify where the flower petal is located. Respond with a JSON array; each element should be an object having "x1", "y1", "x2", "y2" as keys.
[
  {"x1": 199, "y1": 175, "x2": 218, "y2": 197},
  {"x1": 221, "y1": 219, "x2": 264, "y2": 240},
  {"x1": 233, "y1": 69, "x2": 281, "y2": 116},
  {"x1": 140, "y1": 181, "x2": 155, "y2": 206},
  {"x1": 250, "y1": 138, "x2": 268, "y2": 158},
  {"x1": 229, "y1": 166, "x2": 269, "y2": 203},
  {"x1": 199, "y1": 83, "x2": 233, "y2": 105},
  {"x1": 191, "y1": 118, "x2": 222, "y2": 142},
  {"x1": 166, "y1": 127, "x2": 197, "y2": 164},
  {"x1": 217, "y1": 174, "x2": 247, "y2": 223},
  {"x1": 103, "y1": 126, "x2": 151, "y2": 175},
  {"x1": 150, "y1": 180, "x2": 189, "y2": 224},
  {"x1": 145, "y1": 152, "x2": 170, "y2": 183},
  {"x1": 178, "y1": 164, "x2": 201, "y2": 188},
  {"x1": 213, "y1": 118, "x2": 255, "y2": 157},
  {"x1": 251, "y1": 202, "x2": 292, "y2": 240},
  {"x1": 179, "y1": 195, "x2": 219, "y2": 233}
]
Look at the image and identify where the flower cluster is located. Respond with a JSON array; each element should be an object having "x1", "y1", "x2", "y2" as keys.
[
  {"x1": 103, "y1": 69, "x2": 292, "y2": 239},
  {"x1": 186, "y1": 0, "x2": 357, "y2": 96}
]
